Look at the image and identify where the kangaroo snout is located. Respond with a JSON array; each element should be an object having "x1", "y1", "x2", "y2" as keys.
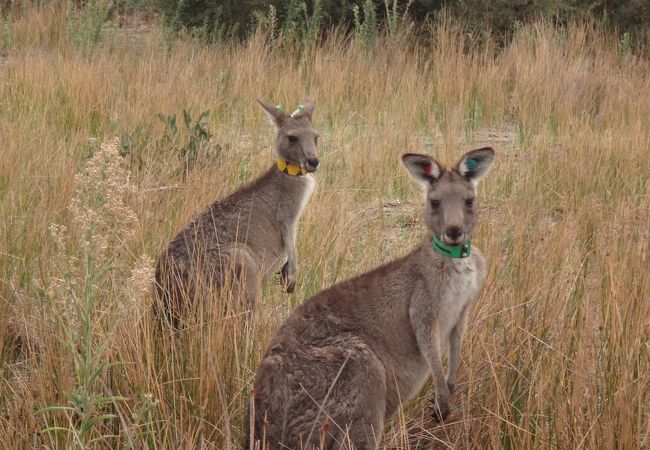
[
  {"x1": 306, "y1": 157, "x2": 320, "y2": 171},
  {"x1": 445, "y1": 226, "x2": 463, "y2": 242}
]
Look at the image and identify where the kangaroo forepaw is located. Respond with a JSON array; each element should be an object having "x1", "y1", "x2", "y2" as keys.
[
  {"x1": 277, "y1": 262, "x2": 296, "y2": 293},
  {"x1": 429, "y1": 397, "x2": 450, "y2": 423},
  {"x1": 276, "y1": 262, "x2": 290, "y2": 284},
  {"x1": 279, "y1": 261, "x2": 289, "y2": 278}
]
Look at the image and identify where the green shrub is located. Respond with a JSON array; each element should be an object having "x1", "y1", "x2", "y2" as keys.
[{"x1": 150, "y1": 0, "x2": 648, "y2": 52}]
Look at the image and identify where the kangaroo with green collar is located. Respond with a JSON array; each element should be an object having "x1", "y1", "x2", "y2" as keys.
[
  {"x1": 155, "y1": 100, "x2": 319, "y2": 324},
  {"x1": 248, "y1": 147, "x2": 495, "y2": 450}
]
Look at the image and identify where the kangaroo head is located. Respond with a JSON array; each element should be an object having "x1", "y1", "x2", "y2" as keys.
[
  {"x1": 258, "y1": 99, "x2": 320, "y2": 173},
  {"x1": 402, "y1": 148, "x2": 494, "y2": 246}
]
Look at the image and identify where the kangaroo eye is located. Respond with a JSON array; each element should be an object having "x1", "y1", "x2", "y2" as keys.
[
  {"x1": 465, "y1": 198, "x2": 474, "y2": 207},
  {"x1": 288, "y1": 135, "x2": 298, "y2": 143},
  {"x1": 430, "y1": 200, "x2": 440, "y2": 209}
]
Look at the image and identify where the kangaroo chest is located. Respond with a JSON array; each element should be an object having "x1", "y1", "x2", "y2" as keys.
[
  {"x1": 385, "y1": 257, "x2": 483, "y2": 405},
  {"x1": 436, "y1": 258, "x2": 483, "y2": 340},
  {"x1": 284, "y1": 174, "x2": 315, "y2": 244},
  {"x1": 262, "y1": 174, "x2": 315, "y2": 272},
  {"x1": 295, "y1": 174, "x2": 315, "y2": 221}
]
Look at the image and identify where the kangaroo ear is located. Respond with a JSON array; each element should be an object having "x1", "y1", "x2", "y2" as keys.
[
  {"x1": 257, "y1": 99, "x2": 288, "y2": 127},
  {"x1": 291, "y1": 100, "x2": 315, "y2": 120},
  {"x1": 456, "y1": 147, "x2": 494, "y2": 186},
  {"x1": 402, "y1": 153, "x2": 443, "y2": 186}
]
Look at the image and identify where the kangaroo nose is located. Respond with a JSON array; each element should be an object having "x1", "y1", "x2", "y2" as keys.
[
  {"x1": 307, "y1": 158, "x2": 320, "y2": 168},
  {"x1": 445, "y1": 226, "x2": 463, "y2": 241}
]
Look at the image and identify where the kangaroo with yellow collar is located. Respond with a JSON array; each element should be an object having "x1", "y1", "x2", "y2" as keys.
[{"x1": 155, "y1": 100, "x2": 319, "y2": 324}]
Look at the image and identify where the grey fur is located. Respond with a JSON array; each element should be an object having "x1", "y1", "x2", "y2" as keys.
[
  {"x1": 155, "y1": 99, "x2": 320, "y2": 323},
  {"x1": 248, "y1": 148, "x2": 495, "y2": 449}
]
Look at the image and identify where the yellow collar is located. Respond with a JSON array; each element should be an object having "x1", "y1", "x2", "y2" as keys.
[{"x1": 277, "y1": 157, "x2": 307, "y2": 176}]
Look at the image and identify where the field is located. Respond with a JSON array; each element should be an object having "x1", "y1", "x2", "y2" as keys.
[{"x1": 0, "y1": 4, "x2": 648, "y2": 449}]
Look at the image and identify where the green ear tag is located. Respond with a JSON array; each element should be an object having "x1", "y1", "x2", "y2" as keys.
[
  {"x1": 466, "y1": 159, "x2": 478, "y2": 170},
  {"x1": 291, "y1": 104, "x2": 304, "y2": 117}
]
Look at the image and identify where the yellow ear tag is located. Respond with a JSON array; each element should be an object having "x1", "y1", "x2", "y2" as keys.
[
  {"x1": 277, "y1": 158, "x2": 288, "y2": 171},
  {"x1": 287, "y1": 164, "x2": 301, "y2": 176}
]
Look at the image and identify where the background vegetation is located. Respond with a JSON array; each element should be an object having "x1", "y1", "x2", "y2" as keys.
[
  {"x1": 150, "y1": 0, "x2": 650, "y2": 49},
  {"x1": 0, "y1": 1, "x2": 648, "y2": 448}
]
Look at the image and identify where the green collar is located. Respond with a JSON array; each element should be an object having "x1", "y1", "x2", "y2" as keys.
[{"x1": 432, "y1": 235, "x2": 471, "y2": 258}]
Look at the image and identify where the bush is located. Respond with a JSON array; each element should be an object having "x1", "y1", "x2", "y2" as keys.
[
  {"x1": 448, "y1": 0, "x2": 650, "y2": 48},
  {"x1": 153, "y1": 0, "x2": 649, "y2": 50}
]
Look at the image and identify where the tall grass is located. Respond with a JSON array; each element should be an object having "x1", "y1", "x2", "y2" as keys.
[{"x1": 0, "y1": 4, "x2": 648, "y2": 448}]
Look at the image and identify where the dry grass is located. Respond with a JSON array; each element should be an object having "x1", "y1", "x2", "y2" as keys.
[{"x1": 0, "y1": 4, "x2": 648, "y2": 449}]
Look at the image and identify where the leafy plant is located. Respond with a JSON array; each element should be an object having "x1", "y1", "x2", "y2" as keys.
[
  {"x1": 384, "y1": 0, "x2": 414, "y2": 41},
  {"x1": 300, "y1": 0, "x2": 323, "y2": 49},
  {"x1": 35, "y1": 138, "x2": 152, "y2": 448},
  {"x1": 282, "y1": 0, "x2": 302, "y2": 37},
  {"x1": 158, "y1": 108, "x2": 216, "y2": 179},
  {"x1": 67, "y1": 0, "x2": 116, "y2": 50},
  {"x1": 1, "y1": 19, "x2": 10, "y2": 57},
  {"x1": 117, "y1": 124, "x2": 154, "y2": 174},
  {"x1": 353, "y1": 0, "x2": 379, "y2": 48}
]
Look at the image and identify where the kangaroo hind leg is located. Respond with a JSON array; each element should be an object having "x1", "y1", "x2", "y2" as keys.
[{"x1": 220, "y1": 245, "x2": 262, "y2": 311}]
